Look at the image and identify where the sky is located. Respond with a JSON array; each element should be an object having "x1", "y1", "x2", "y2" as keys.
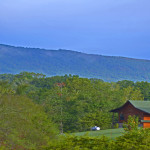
[{"x1": 0, "y1": 0, "x2": 150, "y2": 59}]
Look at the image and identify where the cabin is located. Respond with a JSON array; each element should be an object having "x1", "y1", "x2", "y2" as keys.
[{"x1": 110, "y1": 100, "x2": 150, "y2": 128}]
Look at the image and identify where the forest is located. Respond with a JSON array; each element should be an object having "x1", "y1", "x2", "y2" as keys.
[{"x1": 0, "y1": 72, "x2": 150, "y2": 149}]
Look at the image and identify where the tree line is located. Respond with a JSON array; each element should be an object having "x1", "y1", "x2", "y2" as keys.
[{"x1": 0, "y1": 72, "x2": 150, "y2": 149}]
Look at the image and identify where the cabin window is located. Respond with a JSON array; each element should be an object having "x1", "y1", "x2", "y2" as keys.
[{"x1": 120, "y1": 113, "x2": 124, "y2": 120}]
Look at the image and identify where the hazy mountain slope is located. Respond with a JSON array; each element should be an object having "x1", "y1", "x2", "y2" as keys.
[{"x1": 0, "y1": 44, "x2": 150, "y2": 81}]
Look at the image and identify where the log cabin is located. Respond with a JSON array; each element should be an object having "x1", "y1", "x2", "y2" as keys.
[{"x1": 110, "y1": 100, "x2": 150, "y2": 128}]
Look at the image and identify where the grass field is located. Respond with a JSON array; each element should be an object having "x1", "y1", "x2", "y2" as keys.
[{"x1": 72, "y1": 128, "x2": 125, "y2": 139}]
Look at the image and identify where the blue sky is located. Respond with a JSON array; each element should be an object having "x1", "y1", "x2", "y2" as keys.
[{"x1": 0, "y1": 0, "x2": 150, "y2": 59}]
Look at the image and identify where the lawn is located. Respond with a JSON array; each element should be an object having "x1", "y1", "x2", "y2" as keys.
[{"x1": 72, "y1": 128, "x2": 125, "y2": 139}]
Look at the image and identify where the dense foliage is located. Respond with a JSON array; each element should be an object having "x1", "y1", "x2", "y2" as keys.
[
  {"x1": 1, "y1": 72, "x2": 150, "y2": 149},
  {"x1": 0, "y1": 72, "x2": 147, "y2": 133},
  {"x1": 0, "y1": 95, "x2": 57, "y2": 149}
]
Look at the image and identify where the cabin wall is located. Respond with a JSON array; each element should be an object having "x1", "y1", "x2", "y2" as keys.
[
  {"x1": 118, "y1": 102, "x2": 144, "y2": 123},
  {"x1": 143, "y1": 114, "x2": 150, "y2": 120},
  {"x1": 143, "y1": 114, "x2": 150, "y2": 128},
  {"x1": 143, "y1": 122, "x2": 150, "y2": 128}
]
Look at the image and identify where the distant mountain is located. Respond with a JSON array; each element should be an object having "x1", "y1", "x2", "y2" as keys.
[{"x1": 0, "y1": 44, "x2": 150, "y2": 82}]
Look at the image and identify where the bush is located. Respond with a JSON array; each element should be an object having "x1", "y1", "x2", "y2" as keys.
[
  {"x1": 123, "y1": 115, "x2": 139, "y2": 132},
  {"x1": 43, "y1": 134, "x2": 113, "y2": 150},
  {"x1": 114, "y1": 128, "x2": 150, "y2": 150}
]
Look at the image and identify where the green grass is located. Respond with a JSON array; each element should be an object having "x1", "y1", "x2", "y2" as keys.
[{"x1": 72, "y1": 128, "x2": 125, "y2": 139}]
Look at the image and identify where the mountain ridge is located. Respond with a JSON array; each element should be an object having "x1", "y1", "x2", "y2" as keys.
[
  {"x1": 0, "y1": 44, "x2": 150, "y2": 82},
  {"x1": 1, "y1": 43, "x2": 150, "y2": 61}
]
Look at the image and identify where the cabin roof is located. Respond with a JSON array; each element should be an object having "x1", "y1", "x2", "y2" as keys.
[{"x1": 110, "y1": 100, "x2": 150, "y2": 114}]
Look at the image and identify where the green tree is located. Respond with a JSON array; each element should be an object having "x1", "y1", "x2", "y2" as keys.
[
  {"x1": 135, "y1": 81, "x2": 150, "y2": 100},
  {"x1": 121, "y1": 86, "x2": 144, "y2": 102},
  {"x1": 0, "y1": 95, "x2": 57, "y2": 149}
]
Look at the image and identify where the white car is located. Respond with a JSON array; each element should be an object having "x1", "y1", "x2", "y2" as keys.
[{"x1": 91, "y1": 126, "x2": 100, "y2": 131}]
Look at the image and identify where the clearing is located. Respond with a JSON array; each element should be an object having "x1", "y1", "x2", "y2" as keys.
[{"x1": 72, "y1": 128, "x2": 124, "y2": 139}]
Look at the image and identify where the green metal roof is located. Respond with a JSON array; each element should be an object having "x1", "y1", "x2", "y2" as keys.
[
  {"x1": 110, "y1": 100, "x2": 150, "y2": 114},
  {"x1": 129, "y1": 100, "x2": 150, "y2": 114}
]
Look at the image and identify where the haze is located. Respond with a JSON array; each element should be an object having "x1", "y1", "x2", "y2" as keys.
[{"x1": 0, "y1": 0, "x2": 150, "y2": 59}]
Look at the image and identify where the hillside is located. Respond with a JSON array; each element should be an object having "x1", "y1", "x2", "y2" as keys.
[{"x1": 0, "y1": 44, "x2": 150, "y2": 81}]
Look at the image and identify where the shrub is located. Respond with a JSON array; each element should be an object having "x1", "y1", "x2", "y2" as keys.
[
  {"x1": 44, "y1": 134, "x2": 113, "y2": 150},
  {"x1": 114, "y1": 128, "x2": 150, "y2": 150},
  {"x1": 123, "y1": 115, "x2": 139, "y2": 132}
]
